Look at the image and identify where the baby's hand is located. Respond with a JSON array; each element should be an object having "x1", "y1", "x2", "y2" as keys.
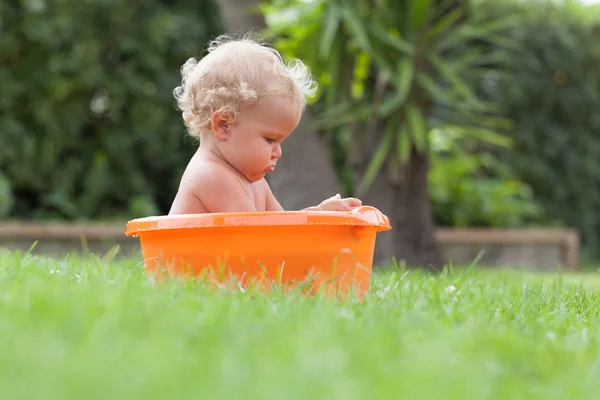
[{"x1": 316, "y1": 193, "x2": 362, "y2": 212}]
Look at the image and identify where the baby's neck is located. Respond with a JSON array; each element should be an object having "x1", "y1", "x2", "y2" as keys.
[{"x1": 194, "y1": 145, "x2": 253, "y2": 185}]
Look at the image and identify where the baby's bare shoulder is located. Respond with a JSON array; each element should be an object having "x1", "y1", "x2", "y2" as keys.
[
  {"x1": 182, "y1": 161, "x2": 234, "y2": 193},
  {"x1": 186, "y1": 161, "x2": 256, "y2": 213},
  {"x1": 187, "y1": 159, "x2": 231, "y2": 182}
]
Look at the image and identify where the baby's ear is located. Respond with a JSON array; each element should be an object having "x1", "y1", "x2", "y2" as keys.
[{"x1": 210, "y1": 110, "x2": 231, "y2": 141}]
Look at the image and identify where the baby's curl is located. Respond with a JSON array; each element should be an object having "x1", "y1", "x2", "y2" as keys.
[{"x1": 173, "y1": 34, "x2": 318, "y2": 138}]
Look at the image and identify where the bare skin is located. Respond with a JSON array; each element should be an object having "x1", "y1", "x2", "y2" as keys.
[{"x1": 169, "y1": 94, "x2": 362, "y2": 215}]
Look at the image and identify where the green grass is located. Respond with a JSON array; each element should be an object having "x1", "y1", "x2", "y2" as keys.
[{"x1": 1, "y1": 247, "x2": 599, "y2": 399}]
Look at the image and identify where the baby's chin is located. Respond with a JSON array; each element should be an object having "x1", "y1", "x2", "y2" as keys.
[
  {"x1": 252, "y1": 166, "x2": 275, "y2": 179},
  {"x1": 243, "y1": 170, "x2": 269, "y2": 183}
]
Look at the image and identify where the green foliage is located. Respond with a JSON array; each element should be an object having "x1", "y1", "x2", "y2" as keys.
[
  {"x1": 263, "y1": 0, "x2": 538, "y2": 228},
  {"x1": 470, "y1": 0, "x2": 600, "y2": 253},
  {"x1": 428, "y1": 128, "x2": 548, "y2": 228},
  {"x1": 0, "y1": 0, "x2": 223, "y2": 220},
  {"x1": 262, "y1": 0, "x2": 514, "y2": 196},
  {"x1": 0, "y1": 172, "x2": 14, "y2": 218}
]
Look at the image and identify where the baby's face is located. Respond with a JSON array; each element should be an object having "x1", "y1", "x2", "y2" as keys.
[{"x1": 216, "y1": 94, "x2": 302, "y2": 182}]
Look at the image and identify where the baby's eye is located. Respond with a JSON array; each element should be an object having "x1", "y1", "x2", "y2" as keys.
[{"x1": 265, "y1": 138, "x2": 276, "y2": 144}]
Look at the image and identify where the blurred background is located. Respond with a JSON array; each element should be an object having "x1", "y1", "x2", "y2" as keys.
[{"x1": 1, "y1": 0, "x2": 600, "y2": 269}]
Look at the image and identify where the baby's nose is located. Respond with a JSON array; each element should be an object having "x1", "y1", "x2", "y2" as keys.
[{"x1": 272, "y1": 144, "x2": 282, "y2": 158}]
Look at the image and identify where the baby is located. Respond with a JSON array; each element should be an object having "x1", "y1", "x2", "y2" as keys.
[{"x1": 168, "y1": 34, "x2": 362, "y2": 215}]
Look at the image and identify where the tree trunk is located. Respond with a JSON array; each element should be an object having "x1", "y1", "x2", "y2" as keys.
[
  {"x1": 356, "y1": 168, "x2": 395, "y2": 267},
  {"x1": 354, "y1": 150, "x2": 444, "y2": 270},
  {"x1": 352, "y1": 129, "x2": 444, "y2": 270},
  {"x1": 214, "y1": 0, "x2": 265, "y2": 33},
  {"x1": 350, "y1": 115, "x2": 395, "y2": 266},
  {"x1": 215, "y1": 0, "x2": 342, "y2": 210},
  {"x1": 351, "y1": 69, "x2": 444, "y2": 269},
  {"x1": 390, "y1": 147, "x2": 445, "y2": 270}
]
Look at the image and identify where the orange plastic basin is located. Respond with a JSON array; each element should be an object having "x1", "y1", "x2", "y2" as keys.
[{"x1": 125, "y1": 206, "x2": 391, "y2": 298}]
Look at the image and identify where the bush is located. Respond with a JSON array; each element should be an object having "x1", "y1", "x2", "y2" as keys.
[
  {"x1": 0, "y1": 0, "x2": 223, "y2": 221},
  {"x1": 428, "y1": 127, "x2": 548, "y2": 228},
  {"x1": 470, "y1": 0, "x2": 600, "y2": 255}
]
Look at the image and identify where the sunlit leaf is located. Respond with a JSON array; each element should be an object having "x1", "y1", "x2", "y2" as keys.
[
  {"x1": 476, "y1": 13, "x2": 526, "y2": 34},
  {"x1": 393, "y1": 56, "x2": 415, "y2": 96},
  {"x1": 445, "y1": 124, "x2": 513, "y2": 148},
  {"x1": 377, "y1": 57, "x2": 414, "y2": 117},
  {"x1": 315, "y1": 102, "x2": 372, "y2": 130},
  {"x1": 396, "y1": 125, "x2": 411, "y2": 165},
  {"x1": 352, "y1": 52, "x2": 371, "y2": 99},
  {"x1": 453, "y1": 49, "x2": 517, "y2": 69},
  {"x1": 366, "y1": 21, "x2": 414, "y2": 56},
  {"x1": 432, "y1": 0, "x2": 465, "y2": 20},
  {"x1": 415, "y1": 71, "x2": 451, "y2": 104},
  {"x1": 426, "y1": 6, "x2": 466, "y2": 42},
  {"x1": 409, "y1": 0, "x2": 431, "y2": 32},
  {"x1": 325, "y1": 32, "x2": 342, "y2": 109},
  {"x1": 405, "y1": 103, "x2": 428, "y2": 152},
  {"x1": 428, "y1": 52, "x2": 484, "y2": 107},
  {"x1": 433, "y1": 105, "x2": 514, "y2": 131},
  {"x1": 341, "y1": 6, "x2": 371, "y2": 52},
  {"x1": 320, "y1": 2, "x2": 341, "y2": 60},
  {"x1": 357, "y1": 120, "x2": 395, "y2": 195},
  {"x1": 318, "y1": 100, "x2": 355, "y2": 120},
  {"x1": 369, "y1": 43, "x2": 396, "y2": 78},
  {"x1": 436, "y1": 25, "x2": 523, "y2": 53}
]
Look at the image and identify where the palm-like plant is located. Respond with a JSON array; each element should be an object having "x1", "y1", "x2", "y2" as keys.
[{"x1": 263, "y1": 0, "x2": 517, "y2": 267}]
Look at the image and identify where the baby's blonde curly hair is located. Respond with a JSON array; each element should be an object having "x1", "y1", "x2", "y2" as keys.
[{"x1": 173, "y1": 33, "x2": 318, "y2": 138}]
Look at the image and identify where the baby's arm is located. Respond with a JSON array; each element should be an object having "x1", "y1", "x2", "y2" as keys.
[
  {"x1": 169, "y1": 188, "x2": 208, "y2": 215},
  {"x1": 263, "y1": 179, "x2": 361, "y2": 212},
  {"x1": 306, "y1": 193, "x2": 362, "y2": 211},
  {"x1": 263, "y1": 179, "x2": 284, "y2": 211}
]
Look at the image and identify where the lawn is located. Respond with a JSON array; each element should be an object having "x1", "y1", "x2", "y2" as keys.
[{"x1": 0, "y1": 247, "x2": 599, "y2": 399}]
